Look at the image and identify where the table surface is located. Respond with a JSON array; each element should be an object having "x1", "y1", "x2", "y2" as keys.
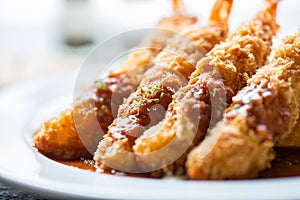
[{"x1": 0, "y1": 182, "x2": 48, "y2": 200}]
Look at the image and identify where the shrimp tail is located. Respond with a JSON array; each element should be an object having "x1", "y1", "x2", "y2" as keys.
[
  {"x1": 266, "y1": 0, "x2": 280, "y2": 19},
  {"x1": 172, "y1": 0, "x2": 188, "y2": 17},
  {"x1": 209, "y1": 0, "x2": 233, "y2": 30},
  {"x1": 254, "y1": 0, "x2": 279, "y2": 33}
]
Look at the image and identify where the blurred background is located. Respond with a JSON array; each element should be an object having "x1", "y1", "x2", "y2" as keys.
[{"x1": 0, "y1": 0, "x2": 299, "y2": 87}]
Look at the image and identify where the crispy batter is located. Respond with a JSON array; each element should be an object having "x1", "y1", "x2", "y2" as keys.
[
  {"x1": 33, "y1": 2, "x2": 196, "y2": 161},
  {"x1": 133, "y1": 0, "x2": 278, "y2": 174},
  {"x1": 94, "y1": 0, "x2": 233, "y2": 173},
  {"x1": 186, "y1": 30, "x2": 300, "y2": 180},
  {"x1": 277, "y1": 119, "x2": 300, "y2": 147},
  {"x1": 34, "y1": 99, "x2": 100, "y2": 160}
]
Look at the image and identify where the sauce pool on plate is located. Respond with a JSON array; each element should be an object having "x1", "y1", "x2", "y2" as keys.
[{"x1": 56, "y1": 147, "x2": 300, "y2": 179}]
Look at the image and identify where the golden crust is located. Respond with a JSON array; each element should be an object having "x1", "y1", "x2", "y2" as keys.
[
  {"x1": 187, "y1": 118, "x2": 274, "y2": 180},
  {"x1": 95, "y1": 0, "x2": 233, "y2": 172},
  {"x1": 34, "y1": 99, "x2": 101, "y2": 160},
  {"x1": 33, "y1": 6, "x2": 197, "y2": 161},
  {"x1": 186, "y1": 30, "x2": 300, "y2": 180},
  {"x1": 133, "y1": 0, "x2": 278, "y2": 175},
  {"x1": 277, "y1": 120, "x2": 300, "y2": 147}
]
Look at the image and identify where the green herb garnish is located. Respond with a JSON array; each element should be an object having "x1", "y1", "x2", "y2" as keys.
[
  {"x1": 212, "y1": 88, "x2": 219, "y2": 97},
  {"x1": 160, "y1": 92, "x2": 164, "y2": 100},
  {"x1": 94, "y1": 80, "x2": 108, "y2": 90},
  {"x1": 152, "y1": 98, "x2": 160, "y2": 103},
  {"x1": 151, "y1": 87, "x2": 162, "y2": 95}
]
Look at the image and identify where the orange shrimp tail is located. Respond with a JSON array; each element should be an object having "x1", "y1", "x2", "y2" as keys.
[
  {"x1": 209, "y1": 0, "x2": 233, "y2": 28},
  {"x1": 255, "y1": 0, "x2": 279, "y2": 33},
  {"x1": 265, "y1": 0, "x2": 279, "y2": 19},
  {"x1": 172, "y1": 0, "x2": 188, "y2": 17}
]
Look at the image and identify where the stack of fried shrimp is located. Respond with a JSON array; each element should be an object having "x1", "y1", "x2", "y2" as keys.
[
  {"x1": 133, "y1": 0, "x2": 279, "y2": 175},
  {"x1": 33, "y1": 0, "x2": 300, "y2": 181},
  {"x1": 33, "y1": 0, "x2": 197, "y2": 160},
  {"x1": 186, "y1": 30, "x2": 300, "y2": 180},
  {"x1": 94, "y1": 0, "x2": 233, "y2": 172}
]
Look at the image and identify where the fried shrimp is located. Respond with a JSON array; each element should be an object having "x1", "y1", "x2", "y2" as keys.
[
  {"x1": 94, "y1": 0, "x2": 233, "y2": 172},
  {"x1": 33, "y1": 0, "x2": 196, "y2": 161},
  {"x1": 133, "y1": 0, "x2": 279, "y2": 174},
  {"x1": 186, "y1": 30, "x2": 300, "y2": 180}
]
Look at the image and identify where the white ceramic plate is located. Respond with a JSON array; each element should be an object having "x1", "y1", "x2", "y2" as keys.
[
  {"x1": 0, "y1": 72, "x2": 300, "y2": 200},
  {"x1": 1, "y1": 0, "x2": 300, "y2": 197}
]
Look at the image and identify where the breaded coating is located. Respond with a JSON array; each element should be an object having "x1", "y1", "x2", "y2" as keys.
[
  {"x1": 33, "y1": 1, "x2": 196, "y2": 161},
  {"x1": 34, "y1": 99, "x2": 100, "y2": 160},
  {"x1": 133, "y1": 0, "x2": 278, "y2": 174},
  {"x1": 94, "y1": 0, "x2": 233, "y2": 173},
  {"x1": 186, "y1": 30, "x2": 300, "y2": 180},
  {"x1": 277, "y1": 119, "x2": 300, "y2": 147}
]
